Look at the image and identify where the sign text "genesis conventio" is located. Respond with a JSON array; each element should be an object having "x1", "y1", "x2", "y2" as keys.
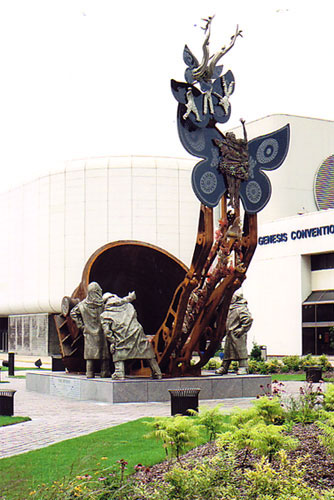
[{"x1": 258, "y1": 224, "x2": 334, "y2": 246}]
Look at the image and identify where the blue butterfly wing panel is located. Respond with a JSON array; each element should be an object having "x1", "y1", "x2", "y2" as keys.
[
  {"x1": 176, "y1": 106, "x2": 226, "y2": 206},
  {"x1": 240, "y1": 124, "x2": 290, "y2": 213},
  {"x1": 191, "y1": 159, "x2": 226, "y2": 207}
]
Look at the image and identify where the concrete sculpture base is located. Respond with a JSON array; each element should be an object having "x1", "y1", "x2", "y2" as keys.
[{"x1": 26, "y1": 371, "x2": 271, "y2": 404}]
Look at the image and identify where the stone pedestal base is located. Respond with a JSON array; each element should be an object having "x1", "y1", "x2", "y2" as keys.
[{"x1": 26, "y1": 371, "x2": 271, "y2": 404}]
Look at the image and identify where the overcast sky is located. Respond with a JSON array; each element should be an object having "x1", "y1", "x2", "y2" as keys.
[{"x1": 0, "y1": 0, "x2": 333, "y2": 190}]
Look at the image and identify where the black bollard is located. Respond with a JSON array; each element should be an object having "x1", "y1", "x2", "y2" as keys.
[{"x1": 8, "y1": 352, "x2": 15, "y2": 376}]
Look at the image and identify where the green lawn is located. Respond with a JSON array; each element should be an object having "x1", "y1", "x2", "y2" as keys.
[
  {"x1": 0, "y1": 415, "x2": 31, "y2": 427},
  {"x1": 0, "y1": 415, "x2": 223, "y2": 500},
  {"x1": 272, "y1": 373, "x2": 334, "y2": 382},
  {"x1": 271, "y1": 373, "x2": 306, "y2": 381},
  {"x1": 1, "y1": 367, "x2": 50, "y2": 371},
  {"x1": 0, "y1": 366, "x2": 50, "y2": 380}
]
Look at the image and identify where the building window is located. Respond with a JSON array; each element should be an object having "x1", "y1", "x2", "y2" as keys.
[
  {"x1": 302, "y1": 327, "x2": 316, "y2": 355},
  {"x1": 317, "y1": 304, "x2": 334, "y2": 322},
  {"x1": 302, "y1": 326, "x2": 334, "y2": 356},
  {"x1": 302, "y1": 297, "x2": 334, "y2": 355},
  {"x1": 0, "y1": 317, "x2": 8, "y2": 352},
  {"x1": 311, "y1": 253, "x2": 334, "y2": 271},
  {"x1": 302, "y1": 304, "x2": 315, "y2": 323}
]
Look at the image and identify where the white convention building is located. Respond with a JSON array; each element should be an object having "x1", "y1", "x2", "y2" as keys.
[
  {"x1": 240, "y1": 114, "x2": 334, "y2": 357},
  {"x1": 1, "y1": 113, "x2": 334, "y2": 358}
]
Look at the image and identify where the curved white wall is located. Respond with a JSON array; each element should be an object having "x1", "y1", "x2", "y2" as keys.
[
  {"x1": 0, "y1": 156, "x2": 199, "y2": 315},
  {"x1": 3, "y1": 113, "x2": 334, "y2": 336}
]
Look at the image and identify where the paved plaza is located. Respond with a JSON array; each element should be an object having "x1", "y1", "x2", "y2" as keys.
[{"x1": 0, "y1": 361, "x2": 303, "y2": 459}]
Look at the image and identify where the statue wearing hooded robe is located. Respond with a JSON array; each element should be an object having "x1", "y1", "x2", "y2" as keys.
[
  {"x1": 70, "y1": 282, "x2": 110, "y2": 378},
  {"x1": 101, "y1": 291, "x2": 162, "y2": 380},
  {"x1": 216, "y1": 290, "x2": 253, "y2": 375}
]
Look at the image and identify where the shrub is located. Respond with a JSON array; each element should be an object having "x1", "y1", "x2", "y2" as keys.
[
  {"x1": 300, "y1": 353, "x2": 318, "y2": 369},
  {"x1": 163, "y1": 450, "x2": 238, "y2": 500},
  {"x1": 248, "y1": 359, "x2": 281, "y2": 374},
  {"x1": 249, "y1": 355, "x2": 331, "y2": 375},
  {"x1": 248, "y1": 359, "x2": 260, "y2": 374},
  {"x1": 250, "y1": 342, "x2": 262, "y2": 361},
  {"x1": 252, "y1": 396, "x2": 285, "y2": 425},
  {"x1": 218, "y1": 419, "x2": 258, "y2": 466},
  {"x1": 203, "y1": 357, "x2": 221, "y2": 370},
  {"x1": 229, "y1": 396, "x2": 285, "y2": 428},
  {"x1": 317, "y1": 412, "x2": 334, "y2": 455},
  {"x1": 299, "y1": 354, "x2": 332, "y2": 372},
  {"x1": 245, "y1": 450, "x2": 324, "y2": 499},
  {"x1": 250, "y1": 422, "x2": 298, "y2": 462},
  {"x1": 219, "y1": 397, "x2": 292, "y2": 465},
  {"x1": 29, "y1": 460, "x2": 135, "y2": 500},
  {"x1": 218, "y1": 419, "x2": 298, "y2": 464},
  {"x1": 145, "y1": 448, "x2": 334, "y2": 500},
  {"x1": 282, "y1": 355, "x2": 301, "y2": 372},
  {"x1": 266, "y1": 358, "x2": 282, "y2": 373},
  {"x1": 319, "y1": 354, "x2": 333, "y2": 372},
  {"x1": 229, "y1": 406, "x2": 261, "y2": 427},
  {"x1": 324, "y1": 384, "x2": 334, "y2": 411},
  {"x1": 257, "y1": 361, "x2": 270, "y2": 374},
  {"x1": 189, "y1": 404, "x2": 226, "y2": 441},
  {"x1": 284, "y1": 382, "x2": 324, "y2": 425},
  {"x1": 145, "y1": 415, "x2": 200, "y2": 461}
]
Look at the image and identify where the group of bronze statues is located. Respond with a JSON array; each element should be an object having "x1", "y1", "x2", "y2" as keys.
[
  {"x1": 70, "y1": 282, "x2": 162, "y2": 379},
  {"x1": 70, "y1": 281, "x2": 253, "y2": 380}
]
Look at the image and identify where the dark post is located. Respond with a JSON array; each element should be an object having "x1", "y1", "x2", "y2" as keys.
[
  {"x1": 8, "y1": 352, "x2": 15, "y2": 376},
  {"x1": 0, "y1": 390, "x2": 16, "y2": 416},
  {"x1": 305, "y1": 366, "x2": 322, "y2": 383}
]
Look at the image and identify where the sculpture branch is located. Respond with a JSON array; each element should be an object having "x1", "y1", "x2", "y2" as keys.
[
  {"x1": 207, "y1": 25, "x2": 242, "y2": 79},
  {"x1": 192, "y1": 16, "x2": 213, "y2": 80}
]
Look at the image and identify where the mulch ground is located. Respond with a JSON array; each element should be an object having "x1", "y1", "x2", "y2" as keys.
[
  {"x1": 288, "y1": 423, "x2": 334, "y2": 490},
  {"x1": 135, "y1": 423, "x2": 334, "y2": 490}
]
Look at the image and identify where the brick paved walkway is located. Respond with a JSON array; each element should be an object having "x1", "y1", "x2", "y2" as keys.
[{"x1": 0, "y1": 371, "x2": 303, "y2": 459}]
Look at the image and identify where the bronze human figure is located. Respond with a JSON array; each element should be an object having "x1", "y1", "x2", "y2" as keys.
[
  {"x1": 70, "y1": 282, "x2": 110, "y2": 378},
  {"x1": 101, "y1": 291, "x2": 162, "y2": 380},
  {"x1": 216, "y1": 290, "x2": 253, "y2": 375}
]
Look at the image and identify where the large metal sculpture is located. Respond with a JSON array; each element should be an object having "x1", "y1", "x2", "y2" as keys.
[
  {"x1": 151, "y1": 16, "x2": 289, "y2": 376},
  {"x1": 54, "y1": 17, "x2": 289, "y2": 378}
]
